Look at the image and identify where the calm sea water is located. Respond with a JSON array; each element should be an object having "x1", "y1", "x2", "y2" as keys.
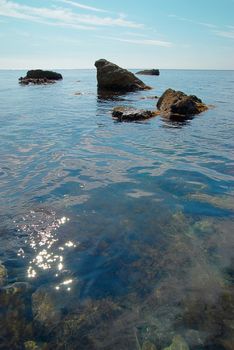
[{"x1": 0, "y1": 69, "x2": 233, "y2": 349}]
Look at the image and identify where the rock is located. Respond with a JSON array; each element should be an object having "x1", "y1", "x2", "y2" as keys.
[
  {"x1": 95, "y1": 59, "x2": 151, "y2": 92},
  {"x1": 112, "y1": 106, "x2": 156, "y2": 122},
  {"x1": 163, "y1": 335, "x2": 190, "y2": 350},
  {"x1": 137, "y1": 69, "x2": 160, "y2": 76},
  {"x1": 19, "y1": 69, "x2": 62, "y2": 85},
  {"x1": 157, "y1": 88, "x2": 208, "y2": 119},
  {"x1": 0, "y1": 262, "x2": 7, "y2": 286},
  {"x1": 25, "y1": 70, "x2": 62, "y2": 80},
  {"x1": 142, "y1": 340, "x2": 158, "y2": 350}
]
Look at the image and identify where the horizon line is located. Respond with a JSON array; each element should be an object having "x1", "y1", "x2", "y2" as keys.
[{"x1": 0, "y1": 68, "x2": 234, "y2": 71}]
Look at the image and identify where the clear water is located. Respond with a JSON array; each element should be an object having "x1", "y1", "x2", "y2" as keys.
[{"x1": 0, "y1": 69, "x2": 233, "y2": 349}]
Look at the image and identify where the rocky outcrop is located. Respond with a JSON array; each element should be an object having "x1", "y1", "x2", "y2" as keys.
[
  {"x1": 136, "y1": 69, "x2": 160, "y2": 76},
  {"x1": 157, "y1": 88, "x2": 208, "y2": 119},
  {"x1": 95, "y1": 59, "x2": 151, "y2": 92},
  {"x1": 19, "y1": 69, "x2": 63, "y2": 85},
  {"x1": 112, "y1": 106, "x2": 156, "y2": 122}
]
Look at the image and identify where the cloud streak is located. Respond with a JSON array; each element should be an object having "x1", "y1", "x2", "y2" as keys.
[
  {"x1": 168, "y1": 14, "x2": 217, "y2": 29},
  {"x1": 0, "y1": 0, "x2": 143, "y2": 30},
  {"x1": 98, "y1": 35, "x2": 172, "y2": 47},
  {"x1": 169, "y1": 14, "x2": 234, "y2": 40},
  {"x1": 214, "y1": 29, "x2": 234, "y2": 39},
  {"x1": 58, "y1": 0, "x2": 110, "y2": 13}
]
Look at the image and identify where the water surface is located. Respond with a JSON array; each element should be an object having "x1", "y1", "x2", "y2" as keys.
[{"x1": 0, "y1": 69, "x2": 233, "y2": 349}]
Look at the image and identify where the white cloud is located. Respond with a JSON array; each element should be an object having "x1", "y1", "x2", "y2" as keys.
[
  {"x1": 98, "y1": 35, "x2": 172, "y2": 47},
  {"x1": 214, "y1": 29, "x2": 234, "y2": 39},
  {"x1": 58, "y1": 0, "x2": 110, "y2": 13},
  {"x1": 0, "y1": 0, "x2": 143, "y2": 30},
  {"x1": 168, "y1": 13, "x2": 234, "y2": 40},
  {"x1": 168, "y1": 14, "x2": 217, "y2": 29}
]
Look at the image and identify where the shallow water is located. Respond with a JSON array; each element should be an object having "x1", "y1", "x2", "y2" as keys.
[{"x1": 0, "y1": 69, "x2": 233, "y2": 349}]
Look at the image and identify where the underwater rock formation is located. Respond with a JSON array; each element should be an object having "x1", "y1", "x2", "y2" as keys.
[
  {"x1": 163, "y1": 335, "x2": 189, "y2": 350},
  {"x1": 0, "y1": 282, "x2": 33, "y2": 348},
  {"x1": 95, "y1": 59, "x2": 151, "y2": 92},
  {"x1": 0, "y1": 262, "x2": 7, "y2": 286}
]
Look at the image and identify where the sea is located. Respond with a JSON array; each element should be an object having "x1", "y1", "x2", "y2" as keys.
[{"x1": 0, "y1": 69, "x2": 233, "y2": 350}]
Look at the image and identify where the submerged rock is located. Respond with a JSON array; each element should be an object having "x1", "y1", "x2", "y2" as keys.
[
  {"x1": 137, "y1": 69, "x2": 160, "y2": 76},
  {"x1": 142, "y1": 340, "x2": 158, "y2": 350},
  {"x1": 24, "y1": 340, "x2": 39, "y2": 350},
  {"x1": 19, "y1": 69, "x2": 63, "y2": 85},
  {"x1": 0, "y1": 282, "x2": 33, "y2": 348},
  {"x1": 95, "y1": 59, "x2": 151, "y2": 92},
  {"x1": 112, "y1": 106, "x2": 156, "y2": 122},
  {"x1": 157, "y1": 88, "x2": 208, "y2": 119},
  {"x1": 0, "y1": 262, "x2": 7, "y2": 286},
  {"x1": 32, "y1": 286, "x2": 64, "y2": 332},
  {"x1": 163, "y1": 335, "x2": 190, "y2": 350}
]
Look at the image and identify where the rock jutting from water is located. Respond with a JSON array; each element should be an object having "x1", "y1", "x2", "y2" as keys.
[
  {"x1": 19, "y1": 69, "x2": 63, "y2": 85},
  {"x1": 136, "y1": 69, "x2": 160, "y2": 76},
  {"x1": 157, "y1": 88, "x2": 208, "y2": 120},
  {"x1": 95, "y1": 59, "x2": 151, "y2": 92},
  {"x1": 112, "y1": 106, "x2": 157, "y2": 122}
]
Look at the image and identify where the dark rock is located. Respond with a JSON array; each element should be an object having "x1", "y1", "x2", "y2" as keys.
[
  {"x1": 157, "y1": 88, "x2": 208, "y2": 119},
  {"x1": 137, "y1": 69, "x2": 160, "y2": 76},
  {"x1": 26, "y1": 70, "x2": 62, "y2": 80},
  {"x1": 112, "y1": 106, "x2": 156, "y2": 122},
  {"x1": 95, "y1": 59, "x2": 151, "y2": 92},
  {"x1": 19, "y1": 69, "x2": 62, "y2": 85}
]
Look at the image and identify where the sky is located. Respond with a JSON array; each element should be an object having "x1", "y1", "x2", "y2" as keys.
[{"x1": 0, "y1": 0, "x2": 234, "y2": 69}]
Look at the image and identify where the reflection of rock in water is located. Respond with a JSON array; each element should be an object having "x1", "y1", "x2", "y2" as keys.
[{"x1": 0, "y1": 209, "x2": 233, "y2": 349}]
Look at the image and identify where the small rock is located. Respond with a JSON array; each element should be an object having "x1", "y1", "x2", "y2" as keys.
[
  {"x1": 157, "y1": 88, "x2": 208, "y2": 120},
  {"x1": 163, "y1": 335, "x2": 190, "y2": 350},
  {"x1": 95, "y1": 59, "x2": 151, "y2": 92},
  {"x1": 112, "y1": 106, "x2": 157, "y2": 122},
  {"x1": 137, "y1": 69, "x2": 160, "y2": 76}
]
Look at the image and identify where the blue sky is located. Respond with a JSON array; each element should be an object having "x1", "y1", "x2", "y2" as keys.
[{"x1": 0, "y1": 0, "x2": 234, "y2": 69}]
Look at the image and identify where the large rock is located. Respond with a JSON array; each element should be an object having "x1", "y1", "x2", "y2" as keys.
[
  {"x1": 157, "y1": 88, "x2": 208, "y2": 119},
  {"x1": 95, "y1": 59, "x2": 151, "y2": 92},
  {"x1": 112, "y1": 106, "x2": 156, "y2": 122},
  {"x1": 136, "y1": 69, "x2": 160, "y2": 76},
  {"x1": 19, "y1": 69, "x2": 63, "y2": 85}
]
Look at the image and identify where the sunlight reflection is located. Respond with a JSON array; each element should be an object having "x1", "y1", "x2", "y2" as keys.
[{"x1": 15, "y1": 211, "x2": 78, "y2": 281}]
